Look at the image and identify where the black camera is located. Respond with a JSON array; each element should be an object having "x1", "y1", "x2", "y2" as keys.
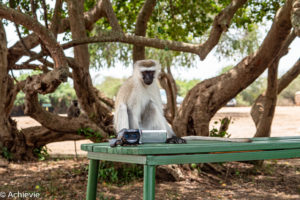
[
  {"x1": 109, "y1": 129, "x2": 168, "y2": 147},
  {"x1": 109, "y1": 129, "x2": 141, "y2": 147}
]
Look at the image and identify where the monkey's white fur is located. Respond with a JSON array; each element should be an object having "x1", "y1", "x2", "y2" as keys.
[{"x1": 114, "y1": 59, "x2": 175, "y2": 138}]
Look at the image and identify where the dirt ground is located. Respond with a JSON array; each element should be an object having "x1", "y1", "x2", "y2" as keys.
[
  {"x1": 1, "y1": 106, "x2": 299, "y2": 200},
  {"x1": 12, "y1": 106, "x2": 300, "y2": 156},
  {"x1": 1, "y1": 158, "x2": 300, "y2": 200}
]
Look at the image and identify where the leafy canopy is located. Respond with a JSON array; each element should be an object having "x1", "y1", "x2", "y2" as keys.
[{"x1": 89, "y1": 0, "x2": 284, "y2": 69}]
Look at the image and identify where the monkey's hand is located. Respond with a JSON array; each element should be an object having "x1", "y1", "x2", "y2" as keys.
[{"x1": 166, "y1": 136, "x2": 187, "y2": 144}]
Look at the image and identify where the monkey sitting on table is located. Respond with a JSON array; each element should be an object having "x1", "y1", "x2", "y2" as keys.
[
  {"x1": 67, "y1": 100, "x2": 81, "y2": 118},
  {"x1": 114, "y1": 59, "x2": 185, "y2": 144},
  {"x1": 114, "y1": 59, "x2": 251, "y2": 143}
]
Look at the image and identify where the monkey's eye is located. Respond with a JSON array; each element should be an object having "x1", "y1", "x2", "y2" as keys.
[{"x1": 142, "y1": 71, "x2": 155, "y2": 78}]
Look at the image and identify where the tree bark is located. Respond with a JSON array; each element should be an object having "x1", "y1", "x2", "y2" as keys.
[
  {"x1": 291, "y1": 0, "x2": 300, "y2": 36},
  {"x1": 254, "y1": 60, "x2": 278, "y2": 137},
  {"x1": 159, "y1": 66, "x2": 178, "y2": 123},
  {"x1": 0, "y1": 20, "x2": 34, "y2": 160},
  {"x1": 67, "y1": 0, "x2": 113, "y2": 134},
  {"x1": 173, "y1": 0, "x2": 293, "y2": 136},
  {"x1": 0, "y1": 19, "x2": 12, "y2": 147},
  {"x1": 251, "y1": 31, "x2": 297, "y2": 131},
  {"x1": 133, "y1": 0, "x2": 156, "y2": 62}
]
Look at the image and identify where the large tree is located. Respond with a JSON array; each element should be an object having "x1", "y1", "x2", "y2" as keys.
[{"x1": 0, "y1": 0, "x2": 299, "y2": 160}]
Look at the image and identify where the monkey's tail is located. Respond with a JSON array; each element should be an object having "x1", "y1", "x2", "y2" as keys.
[{"x1": 181, "y1": 136, "x2": 252, "y2": 143}]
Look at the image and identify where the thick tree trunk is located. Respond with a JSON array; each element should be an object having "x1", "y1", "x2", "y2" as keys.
[
  {"x1": 173, "y1": 1, "x2": 293, "y2": 136},
  {"x1": 0, "y1": 20, "x2": 33, "y2": 160},
  {"x1": 0, "y1": 19, "x2": 10, "y2": 146},
  {"x1": 254, "y1": 60, "x2": 278, "y2": 137},
  {"x1": 67, "y1": 0, "x2": 114, "y2": 134},
  {"x1": 251, "y1": 31, "x2": 297, "y2": 133},
  {"x1": 251, "y1": 55, "x2": 300, "y2": 133}
]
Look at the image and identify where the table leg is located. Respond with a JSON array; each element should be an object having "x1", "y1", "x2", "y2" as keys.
[
  {"x1": 143, "y1": 165, "x2": 156, "y2": 200},
  {"x1": 86, "y1": 159, "x2": 99, "y2": 200}
]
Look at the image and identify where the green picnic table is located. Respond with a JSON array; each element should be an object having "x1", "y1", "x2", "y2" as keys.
[{"x1": 81, "y1": 136, "x2": 300, "y2": 200}]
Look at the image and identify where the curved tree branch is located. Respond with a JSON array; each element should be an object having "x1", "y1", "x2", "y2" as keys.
[
  {"x1": 7, "y1": 33, "x2": 40, "y2": 66},
  {"x1": 0, "y1": 4, "x2": 67, "y2": 69},
  {"x1": 59, "y1": 0, "x2": 106, "y2": 32},
  {"x1": 278, "y1": 58, "x2": 300, "y2": 93},
  {"x1": 133, "y1": 0, "x2": 156, "y2": 61},
  {"x1": 22, "y1": 126, "x2": 87, "y2": 147},
  {"x1": 49, "y1": 0, "x2": 63, "y2": 37},
  {"x1": 84, "y1": 0, "x2": 106, "y2": 30},
  {"x1": 0, "y1": 4, "x2": 69, "y2": 97},
  {"x1": 200, "y1": 0, "x2": 247, "y2": 59},
  {"x1": 24, "y1": 93, "x2": 107, "y2": 138}
]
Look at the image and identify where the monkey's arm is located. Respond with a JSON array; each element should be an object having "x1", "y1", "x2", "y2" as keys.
[{"x1": 182, "y1": 136, "x2": 252, "y2": 143}]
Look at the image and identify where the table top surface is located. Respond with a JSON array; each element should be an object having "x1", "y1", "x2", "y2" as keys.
[{"x1": 81, "y1": 136, "x2": 300, "y2": 155}]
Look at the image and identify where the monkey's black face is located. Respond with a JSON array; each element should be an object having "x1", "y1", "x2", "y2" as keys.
[{"x1": 141, "y1": 71, "x2": 155, "y2": 85}]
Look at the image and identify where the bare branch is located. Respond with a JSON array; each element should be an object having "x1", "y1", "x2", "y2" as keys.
[
  {"x1": 278, "y1": 57, "x2": 300, "y2": 93},
  {"x1": 22, "y1": 126, "x2": 87, "y2": 147},
  {"x1": 23, "y1": 93, "x2": 108, "y2": 139},
  {"x1": 11, "y1": 64, "x2": 43, "y2": 70},
  {"x1": 8, "y1": 34, "x2": 40, "y2": 66},
  {"x1": 0, "y1": 4, "x2": 67, "y2": 69},
  {"x1": 41, "y1": 0, "x2": 49, "y2": 29},
  {"x1": 133, "y1": 0, "x2": 156, "y2": 61},
  {"x1": 61, "y1": 31, "x2": 203, "y2": 55},
  {"x1": 50, "y1": 0, "x2": 62, "y2": 37},
  {"x1": 30, "y1": 0, "x2": 37, "y2": 20}
]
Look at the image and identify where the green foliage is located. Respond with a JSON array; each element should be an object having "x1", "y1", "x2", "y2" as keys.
[
  {"x1": 14, "y1": 71, "x2": 76, "y2": 108},
  {"x1": 210, "y1": 119, "x2": 232, "y2": 138},
  {"x1": 98, "y1": 193, "x2": 116, "y2": 200},
  {"x1": 216, "y1": 24, "x2": 262, "y2": 61},
  {"x1": 219, "y1": 65, "x2": 234, "y2": 75},
  {"x1": 88, "y1": 0, "x2": 283, "y2": 68},
  {"x1": 176, "y1": 79, "x2": 200, "y2": 97},
  {"x1": 236, "y1": 77, "x2": 267, "y2": 106},
  {"x1": 96, "y1": 77, "x2": 125, "y2": 98},
  {"x1": 77, "y1": 127, "x2": 103, "y2": 142},
  {"x1": 45, "y1": 82, "x2": 76, "y2": 108},
  {"x1": 1, "y1": 146, "x2": 13, "y2": 160},
  {"x1": 96, "y1": 161, "x2": 143, "y2": 185},
  {"x1": 33, "y1": 146, "x2": 50, "y2": 161}
]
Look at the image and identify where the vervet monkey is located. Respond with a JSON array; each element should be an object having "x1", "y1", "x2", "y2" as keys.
[
  {"x1": 114, "y1": 59, "x2": 185, "y2": 143},
  {"x1": 114, "y1": 59, "x2": 251, "y2": 143},
  {"x1": 67, "y1": 100, "x2": 81, "y2": 118}
]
